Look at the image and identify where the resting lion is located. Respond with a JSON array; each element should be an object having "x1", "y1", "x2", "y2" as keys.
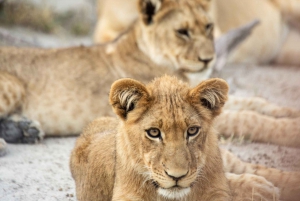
[
  {"x1": 70, "y1": 76, "x2": 300, "y2": 201},
  {"x1": 94, "y1": 0, "x2": 300, "y2": 66}
]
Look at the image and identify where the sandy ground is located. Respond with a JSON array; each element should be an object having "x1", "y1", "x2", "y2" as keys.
[{"x1": 0, "y1": 1, "x2": 300, "y2": 201}]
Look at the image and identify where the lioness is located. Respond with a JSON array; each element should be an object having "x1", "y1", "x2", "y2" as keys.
[
  {"x1": 0, "y1": 0, "x2": 299, "y2": 152},
  {"x1": 70, "y1": 75, "x2": 282, "y2": 201},
  {"x1": 94, "y1": 0, "x2": 300, "y2": 66},
  {"x1": 0, "y1": 0, "x2": 215, "y2": 144}
]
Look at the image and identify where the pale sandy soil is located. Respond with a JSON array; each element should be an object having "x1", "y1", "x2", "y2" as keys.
[{"x1": 0, "y1": 1, "x2": 300, "y2": 201}]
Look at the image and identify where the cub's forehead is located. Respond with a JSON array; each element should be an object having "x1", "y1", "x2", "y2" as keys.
[
  {"x1": 143, "y1": 100, "x2": 201, "y2": 130},
  {"x1": 165, "y1": 0, "x2": 207, "y2": 11},
  {"x1": 144, "y1": 76, "x2": 201, "y2": 128},
  {"x1": 147, "y1": 76, "x2": 190, "y2": 97},
  {"x1": 158, "y1": 1, "x2": 211, "y2": 24},
  {"x1": 161, "y1": 1, "x2": 212, "y2": 29}
]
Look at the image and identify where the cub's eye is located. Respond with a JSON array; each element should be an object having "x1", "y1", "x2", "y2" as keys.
[
  {"x1": 146, "y1": 128, "x2": 161, "y2": 138},
  {"x1": 176, "y1": 29, "x2": 190, "y2": 38},
  {"x1": 187, "y1": 126, "x2": 200, "y2": 137}
]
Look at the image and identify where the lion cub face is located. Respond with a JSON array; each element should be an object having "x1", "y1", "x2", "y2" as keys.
[
  {"x1": 110, "y1": 76, "x2": 228, "y2": 199},
  {"x1": 138, "y1": 0, "x2": 215, "y2": 73}
]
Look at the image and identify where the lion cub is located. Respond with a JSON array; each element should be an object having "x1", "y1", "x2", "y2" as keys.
[{"x1": 70, "y1": 76, "x2": 278, "y2": 201}]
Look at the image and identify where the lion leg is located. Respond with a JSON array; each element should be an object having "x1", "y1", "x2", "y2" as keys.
[
  {"x1": 222, "y1": 149, "x2": 300, "y2": 201},
  {"x1": 70, "y1": 118, "x2": 117, "y2": 201},
  {"x1": 224, "y1": 96, "x2": 300, "y2": 118},
  {"x1": 215, "y1": 110, "x2": 300, "y2": 147},
  {"x1": 0, "y1": 71, "x2": 24, "y2": 155},
  {"x1": 0, "y1": 71, "x2": 44, "y2": 147},
  {"x1": 226, "y1": 172, "x2": 280, "y2": 201}
]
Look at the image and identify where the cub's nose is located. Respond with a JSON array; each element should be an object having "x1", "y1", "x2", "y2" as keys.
[
  {"x1": 198, "y1": 57, "x2": 213, "y2": 65},
  {"x1": 165, "y1": 170, "x2": 188, "y2": 181}
]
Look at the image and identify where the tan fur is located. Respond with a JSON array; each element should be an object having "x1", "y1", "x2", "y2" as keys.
[
  {"x1": 94, "y1": 0, "x2": 300, "y2": 66},
  {"x1": 70, "y1": 76, "x2": 279, "y2": 201}
]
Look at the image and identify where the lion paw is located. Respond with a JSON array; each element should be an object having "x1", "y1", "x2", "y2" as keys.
[
  {"x1": 0, "y1": 115, "x2": 45, "y2": 144},
  {"x1": 226, "y1": 173, "x2": 280, "y2": 201}
]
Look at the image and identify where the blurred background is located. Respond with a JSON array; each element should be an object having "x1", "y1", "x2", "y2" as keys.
[{"x1": 0, "y1": 0, "x2": 97, "y2": 47}]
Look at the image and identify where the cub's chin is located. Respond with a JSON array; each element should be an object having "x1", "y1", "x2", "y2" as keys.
[{"x1": 157, "y1": 187, "x2": 191, "y2": 200}]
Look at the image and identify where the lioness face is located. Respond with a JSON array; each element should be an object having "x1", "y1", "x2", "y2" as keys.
[
  {"x1": 138, "y1": 0, "x2": 215, "y2": 73},
  {"x1": 110, "y1": 76, "x2": 228, "y2": 199}
]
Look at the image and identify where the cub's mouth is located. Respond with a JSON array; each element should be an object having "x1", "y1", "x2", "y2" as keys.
[{"x1": 157, "y1": 186, "x2": 191, "y2": 199}]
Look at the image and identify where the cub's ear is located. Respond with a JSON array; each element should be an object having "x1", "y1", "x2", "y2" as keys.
[
  {"x1": 109, "y1": 78, "x2": 151, "y2": 120},
  {"x1": 138, "y1": 0, "x2": 163, "y2": 25},
  {"x1": 188, "y1": 78, "x2": 229, "y2": 117}
]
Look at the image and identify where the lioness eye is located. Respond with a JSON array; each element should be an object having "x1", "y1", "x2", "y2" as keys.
[
  {"x1": 187, "y1": 126, "x2": 200, "y2": 137},
  {"x1": 146, "y1": 128, "x2": 161, "y2": 138},
  {"x1": 176, "y1": 29, "x2": 190, "y2": 38},
  {"x1": 205, "y1": 23, "x2": 213, "y2": 34}
]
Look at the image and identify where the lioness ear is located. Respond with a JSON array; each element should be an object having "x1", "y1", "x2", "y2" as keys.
[
  {"x1": 188, "y1": 78, "x2": 229, "y2": 117},
  {"x1": 214, "y1": 20, "x2": 260, "y2": 72},
  {"x1": 138, "y1": 0, "x2": 163, "y2": 25},
  {"x1": 109, "y1": 78, "x2": 150, "y2": 120}
]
